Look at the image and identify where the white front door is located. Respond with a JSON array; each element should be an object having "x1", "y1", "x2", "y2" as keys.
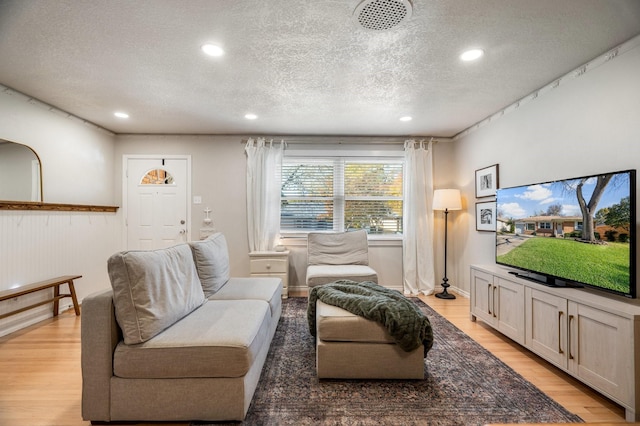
[{"x1": 124, "y1": 156, "x2": 191, "y2": 250}]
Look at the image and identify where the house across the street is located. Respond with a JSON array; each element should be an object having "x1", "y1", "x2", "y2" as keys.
[{"x1": 514, "y1": 215, "x2": 582, "y2": 237}]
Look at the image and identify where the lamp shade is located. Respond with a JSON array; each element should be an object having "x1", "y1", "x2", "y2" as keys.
[{"x1": 433, "y1": 189, "x2": 462, "y2": 211}]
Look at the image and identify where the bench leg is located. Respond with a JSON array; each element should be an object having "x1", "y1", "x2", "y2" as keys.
[
  {"x1": 68, "y1": 281, "x2": 80, "y2": 316},
  {"x1": 53, "y1": 285, "x2": 60, "y2": 316}
]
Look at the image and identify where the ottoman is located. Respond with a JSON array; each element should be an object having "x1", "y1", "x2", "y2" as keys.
[{"x1": 315, "y1": 300, "x2": 425, "y2": 379}]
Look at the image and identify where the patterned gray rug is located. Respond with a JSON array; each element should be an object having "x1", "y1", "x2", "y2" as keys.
[{"x1": 199, "y1": 297, "x2": 583, "y2": 425}]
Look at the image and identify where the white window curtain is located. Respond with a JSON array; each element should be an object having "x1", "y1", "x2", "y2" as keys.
[
  {"x1": 402, "y1": 140, "x2": 435, "y2": 295},
  {"x1": 245, "y1": 138, "x2": 283, "y2": 252}
]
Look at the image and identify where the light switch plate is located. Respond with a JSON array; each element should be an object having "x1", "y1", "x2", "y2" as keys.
[{"x1": 193, "y1": 196, "x2": 202, "y2": 204}]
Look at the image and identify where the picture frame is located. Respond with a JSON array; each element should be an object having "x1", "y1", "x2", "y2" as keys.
[
  {"x1": 475, "y1": 164, "x2": 499, "y2": 198},
  {"x1": 476, "y1": 201, "x2": 497, "y2": 232}
]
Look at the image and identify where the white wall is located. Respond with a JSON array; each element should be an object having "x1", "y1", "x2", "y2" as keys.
[
  {"x1": 450, "y1": 38, "x2": 640, "y2": 295},
  {"x1": 0, "y1": 88, "x2": 115, "y2": 205},
  {"x1": 0, "y1": 88, "x2": 118, "y2": 336}
]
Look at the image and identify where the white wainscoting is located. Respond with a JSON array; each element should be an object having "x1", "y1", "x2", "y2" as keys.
[{"x1": 0, "y1": 210, "x2": 120, "y2": 336}]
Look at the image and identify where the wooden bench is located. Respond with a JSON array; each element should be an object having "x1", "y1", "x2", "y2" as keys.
[{"x1": 0, "y1": 275, "x2": 82, "y2": 320}]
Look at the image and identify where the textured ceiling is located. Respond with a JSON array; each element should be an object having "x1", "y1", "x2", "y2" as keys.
[{"x1": 0, "y1": 0, "x2": 639, "y2": 137}]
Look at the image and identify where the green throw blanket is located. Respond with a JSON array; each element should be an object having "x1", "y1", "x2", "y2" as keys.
[{"x1": 308, "y1": 280, "x2": 433, "y2": 356}]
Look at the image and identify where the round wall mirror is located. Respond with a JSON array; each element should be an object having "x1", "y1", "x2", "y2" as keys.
[{"x1": 0, "y1": 139, "x2": 42, "y2": 202}]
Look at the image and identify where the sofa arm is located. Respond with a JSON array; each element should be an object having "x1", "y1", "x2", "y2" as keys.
[{"x1": 81, "y1": 289, "x2": 120, "y2": 421}]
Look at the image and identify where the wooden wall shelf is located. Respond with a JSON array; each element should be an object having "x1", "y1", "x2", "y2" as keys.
[{"x1": 0, "y1": 201, "x2": 119, "y2": 212}]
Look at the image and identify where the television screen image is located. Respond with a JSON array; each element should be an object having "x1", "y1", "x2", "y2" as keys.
[{"x1": 496, "y1": 169, "x2": 636, "y2": 298}]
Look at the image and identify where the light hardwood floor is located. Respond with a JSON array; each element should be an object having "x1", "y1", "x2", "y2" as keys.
[{"x1": 0, "y1": 294, "x2": 629, "y2": 425}]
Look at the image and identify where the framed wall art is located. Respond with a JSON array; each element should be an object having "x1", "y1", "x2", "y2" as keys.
[
  {"x1": 476, "y1": 201, "x2": 496, "y2": 232},
  {"x1": 475, "y1": 164, "x2": 499, "y2": 198}
]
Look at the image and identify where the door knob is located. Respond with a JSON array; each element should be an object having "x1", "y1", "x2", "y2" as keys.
[{"x1": 180, "y1": 229, "x2": 186, "y2": 234}]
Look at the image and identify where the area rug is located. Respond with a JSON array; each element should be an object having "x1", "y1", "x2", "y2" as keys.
[{"x1": 199, "y1": 297, "x2": 583, "y2": 425}]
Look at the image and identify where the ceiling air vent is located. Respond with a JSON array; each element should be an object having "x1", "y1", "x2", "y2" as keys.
[{"x1": 353, "y1": 0, "x2": 413, "y2": 31}]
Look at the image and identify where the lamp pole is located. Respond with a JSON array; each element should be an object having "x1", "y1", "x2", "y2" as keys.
[{"x1": 436, "y1": 207, "x2": 455, "y2": 299}]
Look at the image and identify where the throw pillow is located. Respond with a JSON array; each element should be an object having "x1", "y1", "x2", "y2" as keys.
[
  {"x1": 108, "y1": 243, "x2": 206, "y2": 345},
  {"x1": 189, "y1": 232, "x2": 231, "y2": 297}
]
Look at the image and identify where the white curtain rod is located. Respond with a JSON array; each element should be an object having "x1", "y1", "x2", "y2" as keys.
[{"x1": 240, "y1": 136, "x2": 449, "y2": 145}]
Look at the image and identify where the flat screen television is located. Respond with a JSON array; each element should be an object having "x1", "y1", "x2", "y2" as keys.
[{"x1": 495, "y1": 169, "x2": 636, "y2": 298}]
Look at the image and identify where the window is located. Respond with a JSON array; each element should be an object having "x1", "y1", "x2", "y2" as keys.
[
  {"x1": 539, "y1": 222, "x2": 551, "y2": 229},
  {"x1": 140, "y1": 168, "x2": 174, "y2": 185},
  {"x1": 575, "y1": 221, "x2": 583, "y2": 230},
  {"x1": 281, "y1": 158, "x2": 403, "y2": 235},
  {"x1": 280, "y1": 160, "x2": 334, "y2": 232},
  {"x1": 526, "y1": 223, "x2": 535, "y2": 231}
]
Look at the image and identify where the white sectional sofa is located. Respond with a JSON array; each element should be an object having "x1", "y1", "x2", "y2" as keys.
[{"x1": 81, "y1": 233, "x2": 282, "y2": 422}]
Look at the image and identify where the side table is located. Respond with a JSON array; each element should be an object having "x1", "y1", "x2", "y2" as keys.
[{"x1": 249, "y1": 250, "x2": 290, "y2": 298}]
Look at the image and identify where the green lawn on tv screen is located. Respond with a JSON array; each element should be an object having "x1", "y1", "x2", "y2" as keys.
[{"x1": 497, "y1": 237, "x2": 631, "y2": 294}]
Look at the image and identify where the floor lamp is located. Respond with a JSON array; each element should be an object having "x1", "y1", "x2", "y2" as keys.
[{"x1": 433, "y1": 189, "x2": 462, "y2": 299}]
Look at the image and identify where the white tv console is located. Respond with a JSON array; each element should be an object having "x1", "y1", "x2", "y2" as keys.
[{"x1": 470, "y1": 264, "x2": 640, "y2": 422}]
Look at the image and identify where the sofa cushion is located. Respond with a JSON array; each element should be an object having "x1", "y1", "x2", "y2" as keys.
[
  {"x1": 189, "y1": 233, "x2": 230, "y2": 297},
  {"x1": 113, "y1": 300, "x2": 271, "y2": 379},
  {"x1": 209, "y1": 277, "x2": 282, "y2": 317},
  {"x1": 307, "y1": 230, "x2": 369, "y2": 265},
  {"x1": 316, "y1": 300, "x2": 395, "y2": 343},
  {"x1": 108, "y1": 244, "x2": 206, "y2": 345},
  {"x1": 306, "y1": 264, "x2": 378, "y2": 288}
]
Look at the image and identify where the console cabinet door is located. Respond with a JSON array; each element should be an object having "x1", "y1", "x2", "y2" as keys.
[
  {"x1": 568, "y1": 301, "x2": 633, "y2": 406},
  {"x1": 470, "y1": 268, "x2": 495, "y2": 325},
  {"x1": 525, "y1": 287, "x2": 568, "y2": 369},
  {"x1": 495, "y1": 277, "x2": 525, "y2": 345}
]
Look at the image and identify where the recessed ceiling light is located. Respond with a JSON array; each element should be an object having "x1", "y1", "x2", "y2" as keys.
[
  {"x1": 244, "y1": 113, "x2": 258, "y2": 120},
  {"x1": 399, "y1": 116, "x2": 412, "y2": 122},
  {"x1": 201, "y1": 44, "x2": 225, "y2": 57},
  {"x1": 114, "y1": 111, "x2": 129, "y2": 119},
  {"x1": 460, "y1": 49, "x2": 484, "y2": 61}
]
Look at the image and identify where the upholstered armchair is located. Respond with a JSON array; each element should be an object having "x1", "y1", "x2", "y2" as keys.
[{"x1": 305, "y1": 229, "x2": 378, "y2": 288}]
